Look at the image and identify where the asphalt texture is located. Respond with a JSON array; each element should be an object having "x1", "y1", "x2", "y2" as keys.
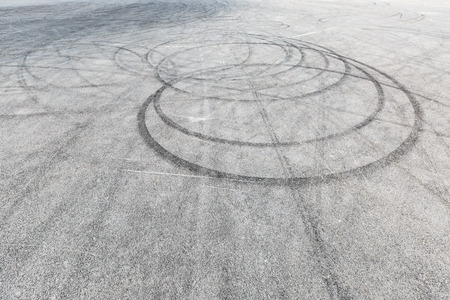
[{"x1": 0, "y1": 0, "x2": 449, "y2": 299}]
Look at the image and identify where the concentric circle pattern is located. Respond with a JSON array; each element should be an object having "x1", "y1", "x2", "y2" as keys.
[{"x1": 140, "y1": 33, "x2": 421, "y2": 183}]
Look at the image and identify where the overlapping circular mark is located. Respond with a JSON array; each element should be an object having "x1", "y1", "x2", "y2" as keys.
[
  {"x1": 139, "y1": 34, "x2": 422, "y2": 184},
  {"x1": 16, "y1": 0, "x2": 234, "y2": 95}
]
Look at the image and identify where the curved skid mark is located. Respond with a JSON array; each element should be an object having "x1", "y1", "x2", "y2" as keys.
[{"x1": 138, "y1": 36, "x2": 422, "y2": 184}]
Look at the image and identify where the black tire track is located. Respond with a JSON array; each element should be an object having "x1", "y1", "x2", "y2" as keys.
[{"x1": 139, "y1": 35, "x2": 421, "y2": 184}]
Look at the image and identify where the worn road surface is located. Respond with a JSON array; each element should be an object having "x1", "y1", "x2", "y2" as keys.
[{"x1": 1, "y1": 0, "x2": 449, "y2": 299}]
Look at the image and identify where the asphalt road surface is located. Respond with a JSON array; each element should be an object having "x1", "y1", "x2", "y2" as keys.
[{"x1": 1, "y1": 0, "x2": 449, "y2": 299}]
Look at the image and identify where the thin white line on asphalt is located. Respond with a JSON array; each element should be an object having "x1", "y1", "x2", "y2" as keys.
[
  {"x1": 122, "y1": 169, "x2": 220, "y2": 180},
  {"x1": 122, "y1": 169, "x2": 255, "y2": 183},
  {"x1": 291, "y1": 27, "x2": 337, "y2": 38}
]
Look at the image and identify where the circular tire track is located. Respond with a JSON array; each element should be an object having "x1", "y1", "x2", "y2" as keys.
[{"x1": 139, "y1": 34, "x2": 422, "y2": 184}]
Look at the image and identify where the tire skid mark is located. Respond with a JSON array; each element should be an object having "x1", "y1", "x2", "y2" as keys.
[
  {"x1": 306, "y1": 95, "x2": 449, "y2": 210},
  {"x1": 140, "y1": 35, "x2": 422, "y2": 184},
  {"x1": 0, "y1": 119, "x2": 92, "y2": 223}
]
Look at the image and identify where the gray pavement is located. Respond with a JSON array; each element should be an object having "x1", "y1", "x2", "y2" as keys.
[{"x1": 0, "y1": 0, "x2": 449, "y2": 299}]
